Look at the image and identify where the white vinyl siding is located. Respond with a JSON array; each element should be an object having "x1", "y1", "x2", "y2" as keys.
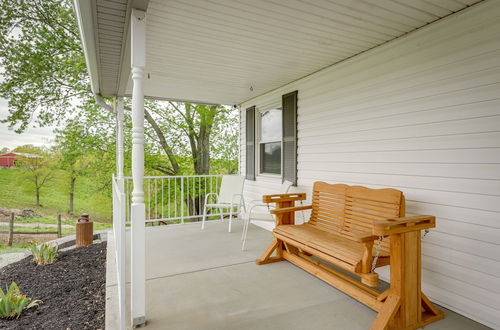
[{"x1": 239, "y1": 1, "x2": 500, "y2": 328}]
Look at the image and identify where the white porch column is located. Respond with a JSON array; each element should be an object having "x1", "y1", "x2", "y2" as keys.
[
  {"x1": 130, "y1": 8, "x2": 146, "y2": 328},
  {"x1": 114, "y1": 96, "x2": 126, "y2": 330},
  {"x1": 116, "y1": 97, "x2": 125, "y2": 181}
]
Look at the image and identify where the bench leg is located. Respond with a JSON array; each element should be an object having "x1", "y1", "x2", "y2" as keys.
[
  {"x1": 370, "y1": 231, "x2": 443, "y2": 329},
  {"x1": 256, "y1": 238, "x2": 284, "y2": 265},
  {"x1": 370, "y1": 294, "x2": 400, "y2": 330},
  {"x1": 370, "y1": 292, "x2": 444, "y2": 330}
]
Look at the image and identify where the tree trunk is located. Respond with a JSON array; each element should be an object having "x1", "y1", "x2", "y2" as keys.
[
  {"x1": 194, "y1": 135, "x2": 211, "y2": 175},
  {"x1": 69, "y1": 175, "x2": 76, "y2": 215},
  {"x1": 144, "y1": 108, "x2": 180, "y2": 175},
  {"x1": 36, "y1": 188, "x2": 40, "y2": 206}
]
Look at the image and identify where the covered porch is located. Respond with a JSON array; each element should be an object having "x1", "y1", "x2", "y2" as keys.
[
  {"x1": 105, "y1": 220, "x2": 488, "y2": 330},
  {"x1": 73, "y1": 0, "x2": 500, "y2": 329}
]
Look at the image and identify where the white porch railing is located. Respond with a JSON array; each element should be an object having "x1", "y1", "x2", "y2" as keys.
[
  {"x1": 112, "y1": 175, "x2": 126, "y2": 330},
  {"x1": 123, "y1": 175, "x2": 230, "y2": 224},
  {"x1": 112, "y1": 174, "x2": 236, "y2": 328}
]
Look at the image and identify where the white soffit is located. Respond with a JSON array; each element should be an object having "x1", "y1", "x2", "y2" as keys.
[{"x1": 89, "y1": 0, "x2": 483, "y2": 104}]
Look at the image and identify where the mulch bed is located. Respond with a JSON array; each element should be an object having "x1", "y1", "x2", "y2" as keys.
[{"x1": 0, "y1": 242, "x2": 107, "y2": 330}]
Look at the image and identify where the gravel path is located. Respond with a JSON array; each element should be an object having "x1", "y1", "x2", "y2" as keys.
[{"x1": 0, "y1": 253, "x2": 26, "y2": 269}]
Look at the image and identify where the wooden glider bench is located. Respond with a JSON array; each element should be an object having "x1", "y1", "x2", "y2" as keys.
[{"x1": 257, "y1": 182, "x2": 444, "y2": 330}]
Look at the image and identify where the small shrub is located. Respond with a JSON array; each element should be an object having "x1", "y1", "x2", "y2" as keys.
[
  {"x1": 29, "y1": 242, "x2": 58, "y2": 266},
  {"x1": 0, "y1": 282, "x2": 41, "y2": 319}
]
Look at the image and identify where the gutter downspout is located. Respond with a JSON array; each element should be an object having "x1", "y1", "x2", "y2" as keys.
[{"x1": 94, "y1": 93, "x2": 115, "y2": 113}]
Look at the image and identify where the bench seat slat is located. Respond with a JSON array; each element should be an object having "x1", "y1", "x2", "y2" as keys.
[
  {"x1": 274, "y1": 224, "x2": 389, "y2": 268},
  {"x1": 275, "y1": 225, "x2": 362, "y2": 263}
]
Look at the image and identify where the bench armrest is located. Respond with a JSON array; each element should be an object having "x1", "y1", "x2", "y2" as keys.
[
  {"x1": 262, "y1": 193, "x2": 306, "y2": 204},
  {"x1": 270, "y1": 205, "x2": 312, "y2": 215},
  {"x1": 372, "y1": 215, "x2": 436, "y2": 236},
  {"x1": 349, "y1": 231, "x2": 379, "y2": 243}
]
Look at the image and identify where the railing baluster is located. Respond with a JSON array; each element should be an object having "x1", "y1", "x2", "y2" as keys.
[
  {"x1": 180, "y1": 177, "x2": 184, "y2": 224},
  {"x1": 161, "y1": 178, "x2": 164, "y2": 221},
  {"x1": 147, "y1": 178, "x2": 149, "y2": 221},
  {"x1": 168, "y1": 178, "x2": 171, "y2": 221},
  {"x1": 198, "y1": 177, "x2": 201, "y2": 221},
  {"x1": 154, "y1": 178, "x2": 157, "y2": 221},
  {"x1": 122, "y1": 175, "x2": 228, "y2": 224}
]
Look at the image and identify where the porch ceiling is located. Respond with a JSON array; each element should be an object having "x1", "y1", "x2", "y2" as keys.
[{"x1": 75, "y1": 0, "x2": 483, "y2": 105}]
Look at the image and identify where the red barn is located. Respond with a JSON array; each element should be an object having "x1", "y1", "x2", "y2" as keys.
[
  {"x1": 0, "y1": 153, "x2": 16, "y2": 168},
  {"x1": 0, "y1": 153, "x2": 43, "y2": 168}
]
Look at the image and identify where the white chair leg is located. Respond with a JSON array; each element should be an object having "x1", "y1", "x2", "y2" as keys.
[
  {"x1": 219, "y1": 208, "x2": 224, "y2": 222},
  {"x1": 201, "y1": 205, "x2": 208, "y2": 230},
  {"x1": 228, "y1": 204, "x2": 233, "y2": 233},
  {"x1": 241, "y1": 216, "x2": 248, "y2": 241},
  {"x1": 241, "y1": 219, "x2": 250, "y2": 250}
]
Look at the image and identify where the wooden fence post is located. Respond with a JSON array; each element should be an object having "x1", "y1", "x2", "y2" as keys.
[
  {"x1": 8, "y1": 213, "x2": 14, "y2": 247},
  {"x1": 57, "y1": 214, "x2": 62, "y2": 238}
]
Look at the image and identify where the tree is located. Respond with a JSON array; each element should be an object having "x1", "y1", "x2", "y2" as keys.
[
  {"x1": 0, "y1": 0, "x2": 90, "y2": 133},
  {"x1": 210, "y1": 109, "x2": 239, "y2": 175},
  {"x1": 141, "y1": 102, "x2": 237, "y2": 175},
  {"x1": 54, "y1": 123, "x2": 93, "y2": 215},
  {"x1": 54, "y1": 104, "x2": 120, "y2": 214},
  {"x1": 12, "y1": 144, "x2": 45, "y2": 155},
  {"x1": 0, "y1": 147, "x2": 9, "y2": 154},
  {"x1": 17, "y1": 150, "x2": 55, "y2": 206}
]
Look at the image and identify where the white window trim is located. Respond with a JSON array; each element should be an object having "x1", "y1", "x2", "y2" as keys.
[{"x1": 256, "y1": 107, "x2": 283, "y2": 177}]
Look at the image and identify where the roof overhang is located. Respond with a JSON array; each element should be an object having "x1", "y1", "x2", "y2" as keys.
[{"x1": 74, "y1": 0, "x2": 483, "y2": 105}]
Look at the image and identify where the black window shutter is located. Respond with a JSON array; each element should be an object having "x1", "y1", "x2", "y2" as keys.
[
  {"x1": 245, "y1": 106, "x2": 256, "y2": 180},
  {"x1": 282, "y1": 91, "x2": 298, "y2": 185}
]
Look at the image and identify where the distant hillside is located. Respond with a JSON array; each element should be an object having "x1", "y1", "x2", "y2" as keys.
[{"x1": 0, "y1": 168, "x2": 111, "y2": 222}]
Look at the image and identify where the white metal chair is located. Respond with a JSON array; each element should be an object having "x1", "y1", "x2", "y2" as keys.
[
  {"x1": 241, "y1": 180, "x2": 294, "y2": 250},
  {"x1": 201, "y1": 175, "x2": 246, "y2": 232}
]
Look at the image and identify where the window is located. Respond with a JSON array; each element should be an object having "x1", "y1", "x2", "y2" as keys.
[{"x1": 259, "y1": 108, "x2": 282, "y2": 174}]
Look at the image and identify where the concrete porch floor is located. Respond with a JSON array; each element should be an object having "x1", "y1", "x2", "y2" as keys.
[{"x1": 106, "y1": 220, "x2": 490, "y2": 330}]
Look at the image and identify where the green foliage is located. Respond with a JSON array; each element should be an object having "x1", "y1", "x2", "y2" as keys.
[
  {"x1": 0, "y1": 0, "x2": 90, "y2": 132},
  {"x1": 12, "y1": 145, "x2": 47, "y2": 156},
  {"x1": 142, "y1": 101, "x2": 239, "y2": 175},
  {"x1": 17, "y1": 154, "x2": 56, "y2": 207},
  {"x1": 29, "y1": 242, "x2": 59, "y2": 266},
  {"x1": 53, "y1": 108, "x2": 118, "y2": 213},
  {"x1": 0, "y1": 282, "x2": 41, "y2": 319}
]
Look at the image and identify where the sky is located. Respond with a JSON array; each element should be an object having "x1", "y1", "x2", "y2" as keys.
[{"x1": 0, "y1": 97, "x2": 57, "y2": 150}]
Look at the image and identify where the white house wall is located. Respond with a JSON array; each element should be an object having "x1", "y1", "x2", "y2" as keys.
[{"x1": 239, "y1": 1, "x2": 500, "y2": 328}]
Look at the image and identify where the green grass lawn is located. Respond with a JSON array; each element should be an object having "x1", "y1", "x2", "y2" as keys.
[
  {"x1": 0, "y1": 169, "x2": 113, "y2": 254},
  {"x1": 0, "y1": 242, "x2": 32, "y2": 254},
  {"x1": 0, "y1": 168, "x2": 112, "y2": 221}
]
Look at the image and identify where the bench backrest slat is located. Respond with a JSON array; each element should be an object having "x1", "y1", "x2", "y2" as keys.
[
  {"x1": 309, "y1": 182, "x2": 348, "y2": 232},
  {"x1": 308, "y1": 182, "x2": 405, "y2": 254}
]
